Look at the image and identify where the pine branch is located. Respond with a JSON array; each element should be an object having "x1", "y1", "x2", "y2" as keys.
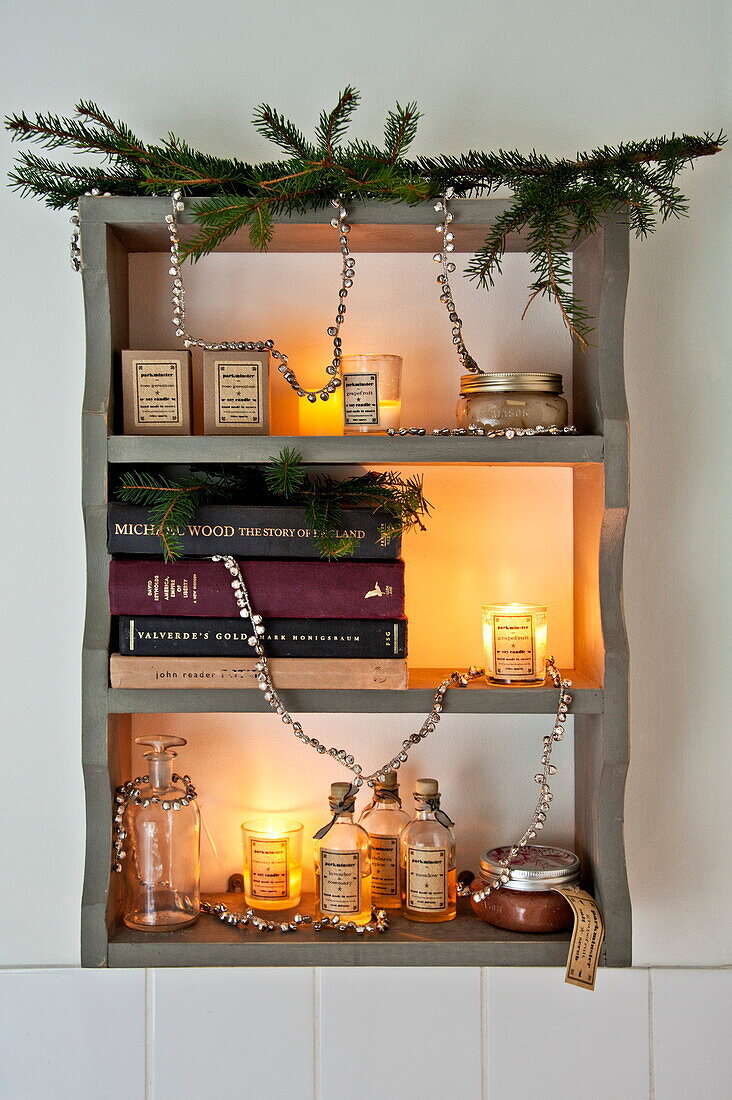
[
  {"x1": 383, "y1": 101, "x2": 421, "y2": 163},
  {"x1": 315, "y1": 86, "x2": 360, "y2": 158},
  {"x1": 263, "y1": 446, "x2": 306, "y2": 498},
  {"x1": 5, "y1": 94, "x2": 725, "y2": 341},
  {"x1": 116, "y1": 471, "x2": 201, "y2": 561}
]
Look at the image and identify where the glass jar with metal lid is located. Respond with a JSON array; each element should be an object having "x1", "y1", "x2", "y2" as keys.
[
  {"x1": 469, "y1": 845, "x2": 580, "y2": 933},
  {"x1": 455, "y1": 372, "x2": 568, "y2": 431}
]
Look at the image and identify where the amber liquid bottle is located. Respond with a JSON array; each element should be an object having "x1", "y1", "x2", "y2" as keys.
[
  {"x1": 358, "y1": 771, "x2": 411, "y2": 910},
  {"x1": 314, "y1": 782, "x2": 372, "y2": 925},
  {"x1": 400, "y1": 778, "x2": 457, "y2": 923}
]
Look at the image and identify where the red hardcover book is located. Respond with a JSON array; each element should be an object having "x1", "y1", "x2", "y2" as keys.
[{"x1": 109, "y1": 558, "x2": 405, "y2": 620}]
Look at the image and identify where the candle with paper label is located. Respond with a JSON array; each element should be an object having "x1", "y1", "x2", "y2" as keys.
[
  {"x1": 482, "y1": 603, "x2": 548, "y2": 684},
  {"x1": 241, "y1": 818, "x2": 303, "y2": 910},
  {"x1": 341, "y1": 354, "x2": 402, "y2": 435}
]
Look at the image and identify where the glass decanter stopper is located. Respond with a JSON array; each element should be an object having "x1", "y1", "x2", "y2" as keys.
[
  {"x1": 358, "y1": 770, "x2": 411, "y2": 910},
  {"x1": 121, "y1": 735, "x2": 200, "y2": 932},
  {"x1": 400, "y1": 778, "x2": 457, "y2": 923},
  {"x1": 314, "y1": 782, "x2": 372, "y2": 925}
]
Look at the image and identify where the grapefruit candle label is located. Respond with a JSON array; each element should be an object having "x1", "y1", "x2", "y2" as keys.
[
  {"x1": 320, "y1": 850, "x2": 361, "y2": 912},
  {"x1": 134, "y1": 359, "x2": 182, "y2": 424},
  {"x1": 215, "y1": 360, "x2": 262, "y2": 425},
  {"x1": 407, "y1": 847, "x2": 447, "y2": 910},
  {"x1": 249, "y1": 837, "x2": 289, "y2": 900},
  {"x1": 370, "y1": 835, "x2": 399, "y2": 896},
  {"x1": 343, "y1": 372, "x2": 379, "y2": 425},
  {"x1": 492, "y1": 613, "x2": 535, "y2": 678}
]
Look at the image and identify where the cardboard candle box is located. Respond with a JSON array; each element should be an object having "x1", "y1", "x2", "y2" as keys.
[
  {"x1": 202, "y1": 349, "x2": 270, "y2": 435},
  {"x1": 121, "y1": 350, "x2": 192, "y2": 435}
]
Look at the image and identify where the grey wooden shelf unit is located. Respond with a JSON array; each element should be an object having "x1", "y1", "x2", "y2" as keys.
[{"x1": 80, "y1": 196, "x2": 631, "y2": 968}]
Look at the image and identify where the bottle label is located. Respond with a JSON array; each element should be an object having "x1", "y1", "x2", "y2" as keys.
[
  {"x1": 343, "y1": 372, "x2": 379, "y2": 425},
  {"x1": 215, "y1": 360, "x2": 263, "y2": 425},
  {"x1": 133, "y1": 359, "x2": 182, "y2": 424},
  {"x1": 492, "y1": 613, "x2": 535, "y2": 678},
  {"x1": 248, "y1": 837, "x2": 289, "y2": 900},
  {"x1": 407, "y1": 847, "x2": 447, "y2": 911},
  {"x1": 369, "y1": 834, "x2": 399, "y2": 897},
  {"x1": 319, "y1": 849, "x2": 361, "y2": 913}
]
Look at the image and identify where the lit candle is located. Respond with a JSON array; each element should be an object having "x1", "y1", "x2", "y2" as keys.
[
  {"x1": 340, "y1": 354, "x2": 402, "y2": 434},
  {"x1": 241, "y1": 818, "x2": 303, "y2": 910},
  {"x1": 482, "y1": 604, "x2": 548, "y2": 684}
]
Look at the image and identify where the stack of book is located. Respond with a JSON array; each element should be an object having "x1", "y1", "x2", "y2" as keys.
[{"x1": 107, "y1": 503, "x2": 408, "y2": 689}]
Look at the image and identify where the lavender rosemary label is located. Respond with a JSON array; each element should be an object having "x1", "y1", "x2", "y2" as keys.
[
  {"x1": 492, "y1": 613, "x2": 535, "y2": 678},
  {"x1": 319, "y1": 849, "x2": 361, "y2": 913},
  {"x1": 369, "y1": 835, "x2": 399, "y2": 896},
  {"x1": 343, "y1": 372, "x2": 379, "y2": 425},
  {"x1": 249, "y1": 837, "x2": 289, "y2": 900},
  {"x1": 215, "y1": 360, "x2": 263, "y2": 425},
  {"x1": 133, "y1": 359, "x2": 182, "y2": 424},
  {"x1": 407, "y1": 847, "x2": 447, "y2": 911}
]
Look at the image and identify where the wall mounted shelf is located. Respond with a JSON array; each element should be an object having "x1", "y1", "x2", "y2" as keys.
[{"x1": 80, "y1": 196, "x2": 631, "y2": 969}]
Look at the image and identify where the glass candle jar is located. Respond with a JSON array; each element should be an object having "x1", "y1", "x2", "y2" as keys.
[
  {"x1": 482, "y1": 604, "x2": 548, "y2": 684},
  {"x1": 241, "y1": 818, "x2": 303, "y2": 910},
  {"x1": 470, "y1": 845, "x2": 580, "y2": 933},
  {"x1": 456, "y1": 372, "x2": 567, "y2": 431},
  {"x1": 341, "y1": 354, "x2": 402, "y2": 434}
]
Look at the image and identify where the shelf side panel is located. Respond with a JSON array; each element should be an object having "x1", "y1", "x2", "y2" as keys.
[{"x1": 574, "y1": 214, "x2": 631, "y2": 966}]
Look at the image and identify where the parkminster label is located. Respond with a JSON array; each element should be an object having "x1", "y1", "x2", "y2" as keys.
[
  {"x1": 133, "y1": 359, "x2": 182, "y2": 424},
  {"x1": 407, "y1": 847, "x2": 447, "y2": 911},
  {"x1": 319, "y1": 849, "x2": 361, "y2": 913},
  {"x1": 343, "y1": 372, "x2": 379, "y2": 425},
  {"x1": 215, "y1": 360, "x2": 263, "y2": 425},
  {"x1": 249, "y1": 837, "x2": 289, "y2": 900},
  {"x1": 492, "y1": 612, "x2": 535, "y2": 678},
  {"x1": 369, "y1": 835, "x2": 399, "y2": 896}
]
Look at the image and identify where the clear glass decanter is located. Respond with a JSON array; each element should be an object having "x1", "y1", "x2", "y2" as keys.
[
  {"x1": 358, "y1": 770, "x2": 411, "y2": 910},
  {"x1": 314, "y1": 782, "x2": 372, "y2": 925},
  {"x1": 400, "y1": 778, "x2": 457, "y2": 923},
  {"x1": 121, "y1": 735, "x2": 200, "y2": 931}
]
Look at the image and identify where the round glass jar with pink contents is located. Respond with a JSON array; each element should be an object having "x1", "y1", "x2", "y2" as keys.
[
  {"x1": 470, "y1": 845, "x2": 580, "y2": 933},
  {"x1": 455, "y1": 372, "x2": 568, "y2": 431}
]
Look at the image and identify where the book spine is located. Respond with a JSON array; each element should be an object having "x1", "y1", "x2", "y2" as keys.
[
  {"x1": 109, "y1": 559, "x2": 405, "y2": 620},
  {"x1": 119, "y1": 616, "x2": 407, "y2": 659},
  {"x1": 110, "y1": 654, "x2": 408, "y2": 690},
  {"x1": 107, "y1": 504, "x2": 401, "y2": 560}
]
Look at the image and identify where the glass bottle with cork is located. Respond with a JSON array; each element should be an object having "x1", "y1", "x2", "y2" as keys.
[
  {"x1": 400, "y1": 778, "x2": 457, "y2": 923},
  {"x1": 120, "y1": 735, "x2": 200, "y2": 931},
  {"x1": 358, "y1": 770, "x2": 411, "y2": 910},
  {"x1": 314, "y1": 782, "x2": 372, "y2": 925}
]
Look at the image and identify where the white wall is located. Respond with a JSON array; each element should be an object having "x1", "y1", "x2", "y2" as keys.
[{"x1": 1, "y1": 0, "x2": 730, "y2": 1096}]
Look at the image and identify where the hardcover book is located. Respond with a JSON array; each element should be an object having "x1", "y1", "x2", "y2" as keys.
[
  {"x1": 109, "y1": 654, "x2": 408, "y2": 690},
  {"x1": 119, "y1": 615, "x2": 407, "y2": 658},
  {"x1": 109, "y1": 558, "x2": 405, "y2": 620},
  {"x1": 107, "y1": 504, "x2": 401, "y2": 560}
]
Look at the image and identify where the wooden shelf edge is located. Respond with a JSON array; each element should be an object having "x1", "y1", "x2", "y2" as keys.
[
  {"x1": 107, "y1": 896, "x2": 572, "y2": 967},
  {"x1": 106, "y1": 669, "x2": 602, "y2": 715},
  {"x1": 107, "y1": 433, "x2": 604, "y2": 466}
]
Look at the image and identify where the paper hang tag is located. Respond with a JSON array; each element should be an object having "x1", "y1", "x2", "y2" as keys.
[{"x1": 552, "y1": 885, "x2": 605, "y2": 991}]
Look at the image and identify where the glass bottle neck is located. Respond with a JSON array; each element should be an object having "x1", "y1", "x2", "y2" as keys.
[
  {"x1": 372, "y1": 799, "x2": 400, "y2": 811},
  {"x1": 416, "y1": 809, "x2": 436, "y2": 821},
  {"x1": 334, "y1": 811, "x2": 354, "y2": 824}
]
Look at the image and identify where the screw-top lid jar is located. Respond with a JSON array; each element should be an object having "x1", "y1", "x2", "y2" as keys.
[
  {"x1": 456, "y1": 372, "x2": 568, "y2": 431},
  {"x1": 479, "y1": 845, "x2": 580, "y2": 892}
]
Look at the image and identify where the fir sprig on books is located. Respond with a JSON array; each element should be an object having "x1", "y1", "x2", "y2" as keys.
[
  {"x1": 5, "y1": 90, "x2": 724, "y2": 344},
  {"x1": 116, "y1": 447, "x2": 430, "y2": 561}
]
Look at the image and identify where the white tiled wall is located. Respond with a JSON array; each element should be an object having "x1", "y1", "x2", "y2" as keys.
[{"x1": 1, "y1": 967, "x2": 729, "y2": 1099}]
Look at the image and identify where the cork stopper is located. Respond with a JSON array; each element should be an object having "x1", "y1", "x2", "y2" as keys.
[
  {"x1": 330, "y1": 782, "x2": 353, "y2": 800},
  {"x1": 415, "y1": 777, "x2": 439, "y2": 796},
  {"x1": 380, "y1": 770, "x2": 399, "y2": 790}
]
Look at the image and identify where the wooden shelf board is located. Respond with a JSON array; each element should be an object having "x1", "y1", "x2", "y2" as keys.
[
  {"x1": 81, "y1": 195, "x2": 594, "y2": 255},
  {"x1": 107, "y1": 433, "x2": 603, "y2": 466},
  {"x1": 106, "y1": 668, "x2": 601, "y2": 715},
  {"x1": 107, "y1": 894, "x2": 572, "y2": 967}
]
